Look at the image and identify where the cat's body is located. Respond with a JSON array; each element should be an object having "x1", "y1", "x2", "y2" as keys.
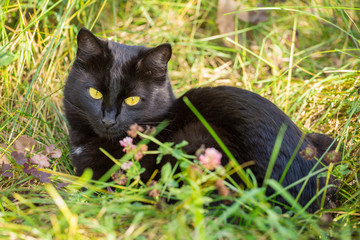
[{"x1": 64, "y1": 28, "x2": 337, "y2": 212}]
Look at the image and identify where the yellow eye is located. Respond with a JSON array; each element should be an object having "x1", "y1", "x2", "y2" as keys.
[
  {"x1": 89, "y1": 87, "x2": 103, "y2": 99},
  {"x1": 124, "y1": 96, "x2": 140, "y2": 106}
]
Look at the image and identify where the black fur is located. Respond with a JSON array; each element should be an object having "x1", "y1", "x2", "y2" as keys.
[{"x1": 64, "y1": 28, "x2": 337, "y2": 212}]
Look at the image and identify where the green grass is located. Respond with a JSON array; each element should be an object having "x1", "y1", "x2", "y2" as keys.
[{"x1": 1, "y1": 0, "x2": 360, "y2": 239}]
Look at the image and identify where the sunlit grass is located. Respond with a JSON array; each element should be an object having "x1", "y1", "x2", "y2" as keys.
[{"x1": 1, "y1": 0, "x2": 359, "y2": 239}]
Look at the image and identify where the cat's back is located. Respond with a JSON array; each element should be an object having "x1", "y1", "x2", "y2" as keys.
[{"x1": 170, "y1": 86, "x2": 297, "y2": 131}]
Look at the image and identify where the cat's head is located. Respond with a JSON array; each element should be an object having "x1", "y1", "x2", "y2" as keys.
[{"x1": 64, "y1": 28, "x2": 175, "y2": 140}]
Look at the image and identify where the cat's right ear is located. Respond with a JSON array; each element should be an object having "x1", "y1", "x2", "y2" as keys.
[
  {"x1": 137, "y1": 43, "x2": 172, "y2": 78},
  {"x1": 76, "y1": 27, "x2": 106, "y2": 63}
]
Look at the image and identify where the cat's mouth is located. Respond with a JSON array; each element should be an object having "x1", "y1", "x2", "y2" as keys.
[{"x1": 94, "y1": 125, "x2": 127, "y2": 140}]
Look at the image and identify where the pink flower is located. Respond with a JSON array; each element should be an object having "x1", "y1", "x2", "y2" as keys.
[
  {"x1": 121, "y1": 161, "x2": 133, "y2": 170},
  {"x1": 198, "y1": 148, "x2": 222, "y2": 170},
  {"x1": 120, "y1": 137, "x2": 136, "y2": 153}
]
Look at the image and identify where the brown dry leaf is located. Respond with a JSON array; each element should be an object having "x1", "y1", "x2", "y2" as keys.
[
  {"x1": 30, "y1": 154, "x2": 50, "y2": 168},
  {"x1": 0, "y1": 154, "x2": 9, "y2": 164},
  {"x1": 46, "y1": 144, "x2": 62, "y2": 158},
  {"x1": 0, "y1": 144, "x2": 10, "y2": 164},
  {"x1": 13, "y1": 135, "x2": 36, "y2": 154},
  {"x1": 45, "y1": 144, "x2": 55, "y2": 154},
  {"x1": 217, "y1": 1, "x2": 268, "y2": 44},
  {"x1": 50, "y1": 149, "x2": 62, "y2": 158},
  {"x1": 217, "y1": 0, "x2": 240, "y2": 39},
  {"x1": 1, "y1": 163, "x2": 13, "y2": 178},
  {"x1": 11, "y1": 151, "x2": 27, "y2": 165},
  {"x1": 248, "y1": 4, "x2": 267, "y2": 24},
  {"x1": 0, "y1": 151, "x2": 10, "y2": 164}
]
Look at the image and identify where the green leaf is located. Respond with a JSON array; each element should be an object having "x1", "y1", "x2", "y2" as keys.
[
  {"x1": 158, "y1": 142, "x2": 174, "y2": 155},
  {"x1": 0, "y1": 51, "x2": 15, "y2": 66},
  {"x1": 138, "y1": 167, "x2": 145, "y2": 175},
  {"x1": 175, "y1": 140, "x2": 189, "y2": 149},
  {"x1": 334, "y1": 163, "x2": 351, "y2": 176},
  {"x1": 134, "y1": 161, "x2": 145, "y2": 174},
  {"x1": 180, "y1": 161, "x2": 191, "y2": 171},
  {"x1": 160, "y1": 162, "x2": 172, "y2": 183},
  {"x1": 273, "y1": 206, "x2": 283, "y2": 215},
  {"x1": 172, "y1": 149, "x2": 184, "y2": 159},
  {"x1": 156, "y1": 154, "x2": 163, "y2": 164}
]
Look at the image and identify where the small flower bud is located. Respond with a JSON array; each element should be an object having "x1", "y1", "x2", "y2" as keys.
[
  {"x1": 324, "y1": 150, "x2": 341, "y2": 163},
  {"x1": 127, "y1": 123, "x2": 144, "y2": 138},
  {"x1": 300, "y1": 144, "x2": 317, "y2": 161},
  {"x1": 215, "y1": 179, "x2": 229, "y2": 197},
  {"x1": 111, "y1": 169, "x2": 128, "y2": 185},
  {"x1": 120, "y1": 137, "x2": 136, "y2": 153},
  {"x1": 198, "y1": 147, "x2": 222, "y2": 170},
  {"x1": 147, "y1": 181, "x2": 160, "y2": 198},
  {"x1": 121, "y1": 161, "x2": 133, "y2": 170}
]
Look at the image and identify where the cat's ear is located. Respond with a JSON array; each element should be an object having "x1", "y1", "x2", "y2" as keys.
[
  {"x1": 76, "y1": 27, "x2": 107, "y2": 63},
  {"x1": 137, "y1": 43, "x2": 172, "y2": 78}
]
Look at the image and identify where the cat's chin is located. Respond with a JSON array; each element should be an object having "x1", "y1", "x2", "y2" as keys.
[{"x1": 95, "y1": 128, "x2": 126, "y2": 141}]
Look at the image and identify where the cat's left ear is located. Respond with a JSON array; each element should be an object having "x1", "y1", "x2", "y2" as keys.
[{"x1": 137, "y1": 43, "x2": 172, "y2": 78}]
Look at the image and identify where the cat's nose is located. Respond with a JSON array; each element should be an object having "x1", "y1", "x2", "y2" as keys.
[
  {"x1": 102, "y1": 118, "x2": 116, "y2": 128},
  {"x1": 102, "y1": 107, "x2": 117, "y2": 128}
]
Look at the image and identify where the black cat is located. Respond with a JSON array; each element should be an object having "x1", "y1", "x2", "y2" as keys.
[{"x1": 64, "y1": 28, "x2": 337, "y2": 212}]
